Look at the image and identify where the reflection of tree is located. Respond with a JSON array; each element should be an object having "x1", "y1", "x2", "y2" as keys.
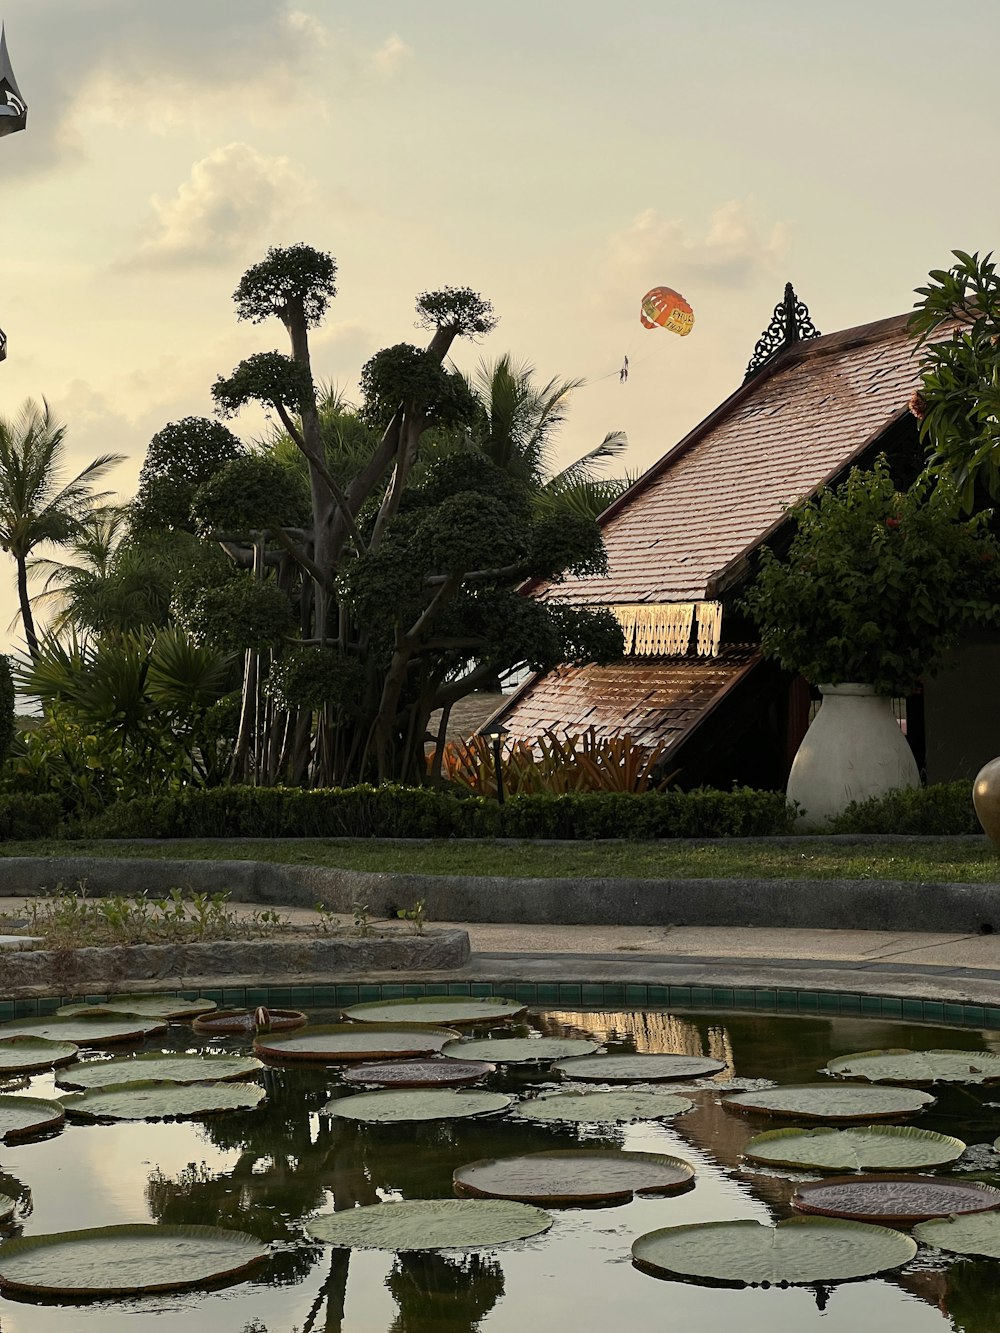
[
  {"x1": 386, "y1": 1253, "x2": 504, "y2": 1333},
  {"x1": 941, "y1": 1258, "x2": 1000, "y2": 1333}
]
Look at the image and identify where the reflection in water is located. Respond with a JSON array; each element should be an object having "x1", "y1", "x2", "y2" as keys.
[
  {"x1": 0, "y1": 1007, "x2": 996, "y2": 1332},
  {"x1": 386, "y1": 1253, "x2": 504, "y2": 1333}
]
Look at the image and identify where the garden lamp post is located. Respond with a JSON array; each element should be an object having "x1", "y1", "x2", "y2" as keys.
[{"x1": 480, "y1": 722, "x2": 509, "y2": 805}]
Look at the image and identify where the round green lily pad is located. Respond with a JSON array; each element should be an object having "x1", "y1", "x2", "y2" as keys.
[
  {"x1": 341, "y1": 1060, "x2": 495, "y2": 1088},
  {"x1": 324, "y1": 1089, "x2": 511, "y2": 1124},
  {"x1": 826, "y1": 1048, "x2": 1000, "y2": 1085},
  {"x1": 744, "y1": 1124, "x2": 965, "y2": 1171},
  {"x1": 442, "y1": 1037, "x2": 600, "y2": 1065},
  {"x1": 55, "y1": 1051, "x2": 263, "y2": 1091},
  {"x1": 60, "y1": 1080, "x2": 266, "y2": 1121},
  {"x1": 0, "y1": 1223, "x2": 268, "y2": 1296},
  {"x1": 0, "y1": 1036, "x2": 79, "y2": 1077},
  {"x1": 553, "y1": 1053, "x2": 725, "y2": 1082},
  {"x1": 342, "y1": 997, "x2": 526, "y2": 1026},
  {"x1": 914, "y1": 1211, "x2": 1000, "y2": 1257},
  {"x1": 724, "y1": 1084, "x2": 936, "y2": 1121},
  {"x1": 0, "y1": 1016, "x2": 167, "y2": 1047},
  {"x1": 793, "y1": 1175, "x2": 1000, "y2": 1225},
  {"x1": 0, "y1": 1095, "x2": 65, "y2": 1142},
  {"x1": 632, "y1": 1216, "x2": 917, "y2": 1286},
  {"x1": 512, "y1": 1089, "x2": 693, "y2": 1124},
  {"x1": 56, "y1": 995, "x2": 217, "y2": 1021},
  {"x1": 306, "y1": 1198, "x2": 551, "y2": 1250},
  {"x1": 454, "y1": 1149, "x2": 695, "y2": 1205},
  {"x1": 255, "y1": 1023, "x2": 459, "y2": 1063}
]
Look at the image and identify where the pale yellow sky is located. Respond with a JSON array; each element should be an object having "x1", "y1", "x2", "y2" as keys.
[{"x1": 0, "y1": 0, "x2": 997, "y2": 650}]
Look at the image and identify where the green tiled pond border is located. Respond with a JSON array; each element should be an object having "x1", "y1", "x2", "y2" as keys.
[{"x1": 5, "y1": 982, "x2": 1000, "y2": 1030}]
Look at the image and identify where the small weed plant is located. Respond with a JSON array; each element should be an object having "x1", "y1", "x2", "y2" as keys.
[{"x1": 398, "y1": 899, "x2": 427, "y2": 935}]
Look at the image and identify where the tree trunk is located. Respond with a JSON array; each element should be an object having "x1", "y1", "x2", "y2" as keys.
[{"x1": 15, "y1": 553, "x2": 38, "y2": 658}]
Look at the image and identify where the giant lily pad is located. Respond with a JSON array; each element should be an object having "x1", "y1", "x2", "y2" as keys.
[
  {"x1": 454, "y1": 1149, "x2": 695, "y2": 1205},
  {"x1": 553, "y1": 1053, "x2": 725, "y2": 1082},
  {"x1": 255, "y1": 1023, "x2": 459, "y2": 1063},
  {"x1": 442, "y1": 1037, "x2": 600, "y2": 1065},
  {"x1": 512, "y1": 1089, "x2": 692, "y2": 1124},
  {"x1": 55, "y1": 1051, "x2": 263, "y2": 1091},
  {"x1": 826, "y1": 1048, "x2": 1000, "y2": 1085},
  {"x1": 306, "y1": 1199, "x2": 551, "y2": 1250},
  {"x1": 792, "y1": 1175, "x2": 1000, "y2": 1225},
  {"x1": 744, "y1": 1124, "x2": 965, "y2": 1171},
  {"x1": 724, "y1": 1084, "x2": 936, "y2": 1121},
  {"x1": 0, "y1": 1016, "x2": 167, "y2": 1047},
  {"x1": 0, "y1": 1223, "x2": 268, "y2": 1296},
  {"x1": 342, "y1": 997, "x2": 526, "y2": 1026},
  {"x1": 341, "y1": 1060, "x2": 495, "y2": 1088},
  {"x1": 60, "y1": 1080, "x2": 266, "y2": 1121},
  {"x1": 324, "y1": 1089, "x2": 511, "y2": 1123},
  {"x1": 0, "y1": 1096, "x2": 64, "y2": 1142},
  {"x1": 193, "y1": 1007, "x2": 306, "y2": 1036},
  {"x1": 56, "y1": 995, "x2": 216, "y2": 1021},
  {"x1": 913, "y1": 1211, "x2": 1000, "y2": 1258},
  {"x1": 631, "y1": 1216, "x2": 917, "y2": 1286},
  {"x1": 0, "y1": 1036, "x2": 79, "y2": 1077}
]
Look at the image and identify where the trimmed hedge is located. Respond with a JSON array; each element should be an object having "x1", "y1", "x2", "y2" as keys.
[
  {"x1": 78, "y1": 783, "x2": 795, "y2": 841},
  {"x1": 0, "y1": 793, "x2": 62, "y2": 842},
  {"x1": 827, "y1": 781, "x2": 981, "y2": 835}
]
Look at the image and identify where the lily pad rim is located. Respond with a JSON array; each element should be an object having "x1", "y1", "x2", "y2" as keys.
[
  {"x1": 342, "y1": 996, "x2": 528, "y2": 1026},
  {"x1": 722, "y1": 1083, "x2": 937, "y2": 1121},
  {"x1": 54, "y1": 1050, "x2": 264, "y2": 1090},
  {"x1": 0, "y1": 1094, "x2": 66, "y2": 1141},
  {"x1": 304, "y1": 1198, "x2": 552, "y2": 1251},
  {"x1": 453, "y1": 1148, "x2": 696, "y2": 1205},
  {"x1": 792, "y1": 1173, "x2": 1000, "y2": 1225},
  {"x1": 58, "y1": 1078, "x2": 267, "y2": 1121},
  {"x1": 743, "y1": 1123, "x2": 966, "y2": 1171}
]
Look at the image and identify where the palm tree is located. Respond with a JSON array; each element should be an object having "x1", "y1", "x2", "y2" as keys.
[
  {"x1": 27, "y1": 505, "x2": 172, "y2": 639},
  {"x1": 0, "y1": 399, "x2": 124, "y2": 657},
  {"x1": 466, "y1": 355, "x2": 632, "y2": 518}
]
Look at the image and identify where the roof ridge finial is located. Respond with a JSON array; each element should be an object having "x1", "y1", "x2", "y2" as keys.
[{"x1": 743, "y1": 282, "x2": 821, "y2": 381}]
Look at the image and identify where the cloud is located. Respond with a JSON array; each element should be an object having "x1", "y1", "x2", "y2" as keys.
[
  {"x1": 603, "y1": 199, "x2": 789, "y2": 296},
  {"x1": 123, "y1": 142, "x2": 314, "y2": 269},
  {"x1": 368, "y1": 34, "x2": 412, "y2": 78},
  {"x1": 2, "y1": 1, "x2": 331, "y2": 174}
]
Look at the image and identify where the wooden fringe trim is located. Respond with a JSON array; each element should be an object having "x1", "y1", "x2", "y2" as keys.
[
  {"x1": 609, "y1": 601, "x2": 722, "y2": 657},
  {"x1": 696, "y1": 601, "x2": 722, "y2": 657}
]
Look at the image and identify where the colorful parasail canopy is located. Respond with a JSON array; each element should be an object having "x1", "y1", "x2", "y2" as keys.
[
  {"x1": 0, "y1": 27, "x2": 26, "y2": 139},
  {"x1": 640, "y1": 286, "x2": 694, "y2": 336}
]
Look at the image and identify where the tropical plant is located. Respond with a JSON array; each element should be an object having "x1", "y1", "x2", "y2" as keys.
[
  {"x1": 741, "y1": 458, "x2": 1000, "y2": 695},
  {"x1": 27, "y1": 506, "x2": 173, "y2": 638},
  {"x1": 5, "y1": 627, "x2": 236, "y2": 808},
  {"x1": 910, "y1": 249, "x2": 1000, "y2": 510},
  {"x1": 436, "y1": 727, "x2": 673, "y2": 795},
  {"x1": 467, "y1": 354, "x2": 632, "y2": 518},
  {"x1": 0, "y1": 399, "x2": 124, "y2": 655}
]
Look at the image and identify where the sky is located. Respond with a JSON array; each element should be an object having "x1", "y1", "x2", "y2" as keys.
[{"x1": 0, "y1": 0, "x2": 998, "y2": 649}]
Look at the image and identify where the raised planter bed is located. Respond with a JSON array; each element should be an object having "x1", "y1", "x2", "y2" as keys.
[{"x1": 0, "y1": 930, "x2": 470, "y2": 998}]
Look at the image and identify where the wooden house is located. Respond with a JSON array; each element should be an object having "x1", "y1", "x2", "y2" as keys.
[{"x1": 486, "y1": 287, "x2": 1000, "y2": 789}]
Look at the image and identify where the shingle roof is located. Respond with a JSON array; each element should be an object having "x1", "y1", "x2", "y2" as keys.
[
  {"x1": 531, "y1": 311, "x2": 923, "y2": 605},
  {"x1": 490, "y1": 647, "x2": 761, "y2": 749}
]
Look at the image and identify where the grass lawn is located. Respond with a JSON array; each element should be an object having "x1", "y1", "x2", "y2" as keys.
[{"x1": 2, "y1": 837, "x2": 999, "y2": 882}]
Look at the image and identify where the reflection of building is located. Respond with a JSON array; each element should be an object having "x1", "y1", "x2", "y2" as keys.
[
  {"x1": 487, "y1": 291, "x2": 1000, "y2": 787},
  {"x1": 539, "y1": 1007, "x2": 734, "y2": 1071}
]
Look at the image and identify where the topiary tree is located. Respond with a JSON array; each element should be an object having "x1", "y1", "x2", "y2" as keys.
[{"x1": 204, "y1": 244, "x2": 621, "y2": 785}]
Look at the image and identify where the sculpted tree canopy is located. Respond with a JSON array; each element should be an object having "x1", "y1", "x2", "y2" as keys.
[{"x1": 170, "y1": 242, "x2": 622, "y2": 786}]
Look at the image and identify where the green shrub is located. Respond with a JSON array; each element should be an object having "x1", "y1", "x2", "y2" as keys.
[
  {"x1": 0, "y1": 793, "x2": 62, "y2": 841},
  {"x1": 79, "y1": 784, "x2": 794, "y2": 841},
  {"x1": 827, "y1": 781, "x2": 980, "y2": 835}
]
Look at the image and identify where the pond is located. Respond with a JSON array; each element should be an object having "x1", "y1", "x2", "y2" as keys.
[{"x1": 0, "y1": 1003, "x2": 998, "y2": 1333}]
